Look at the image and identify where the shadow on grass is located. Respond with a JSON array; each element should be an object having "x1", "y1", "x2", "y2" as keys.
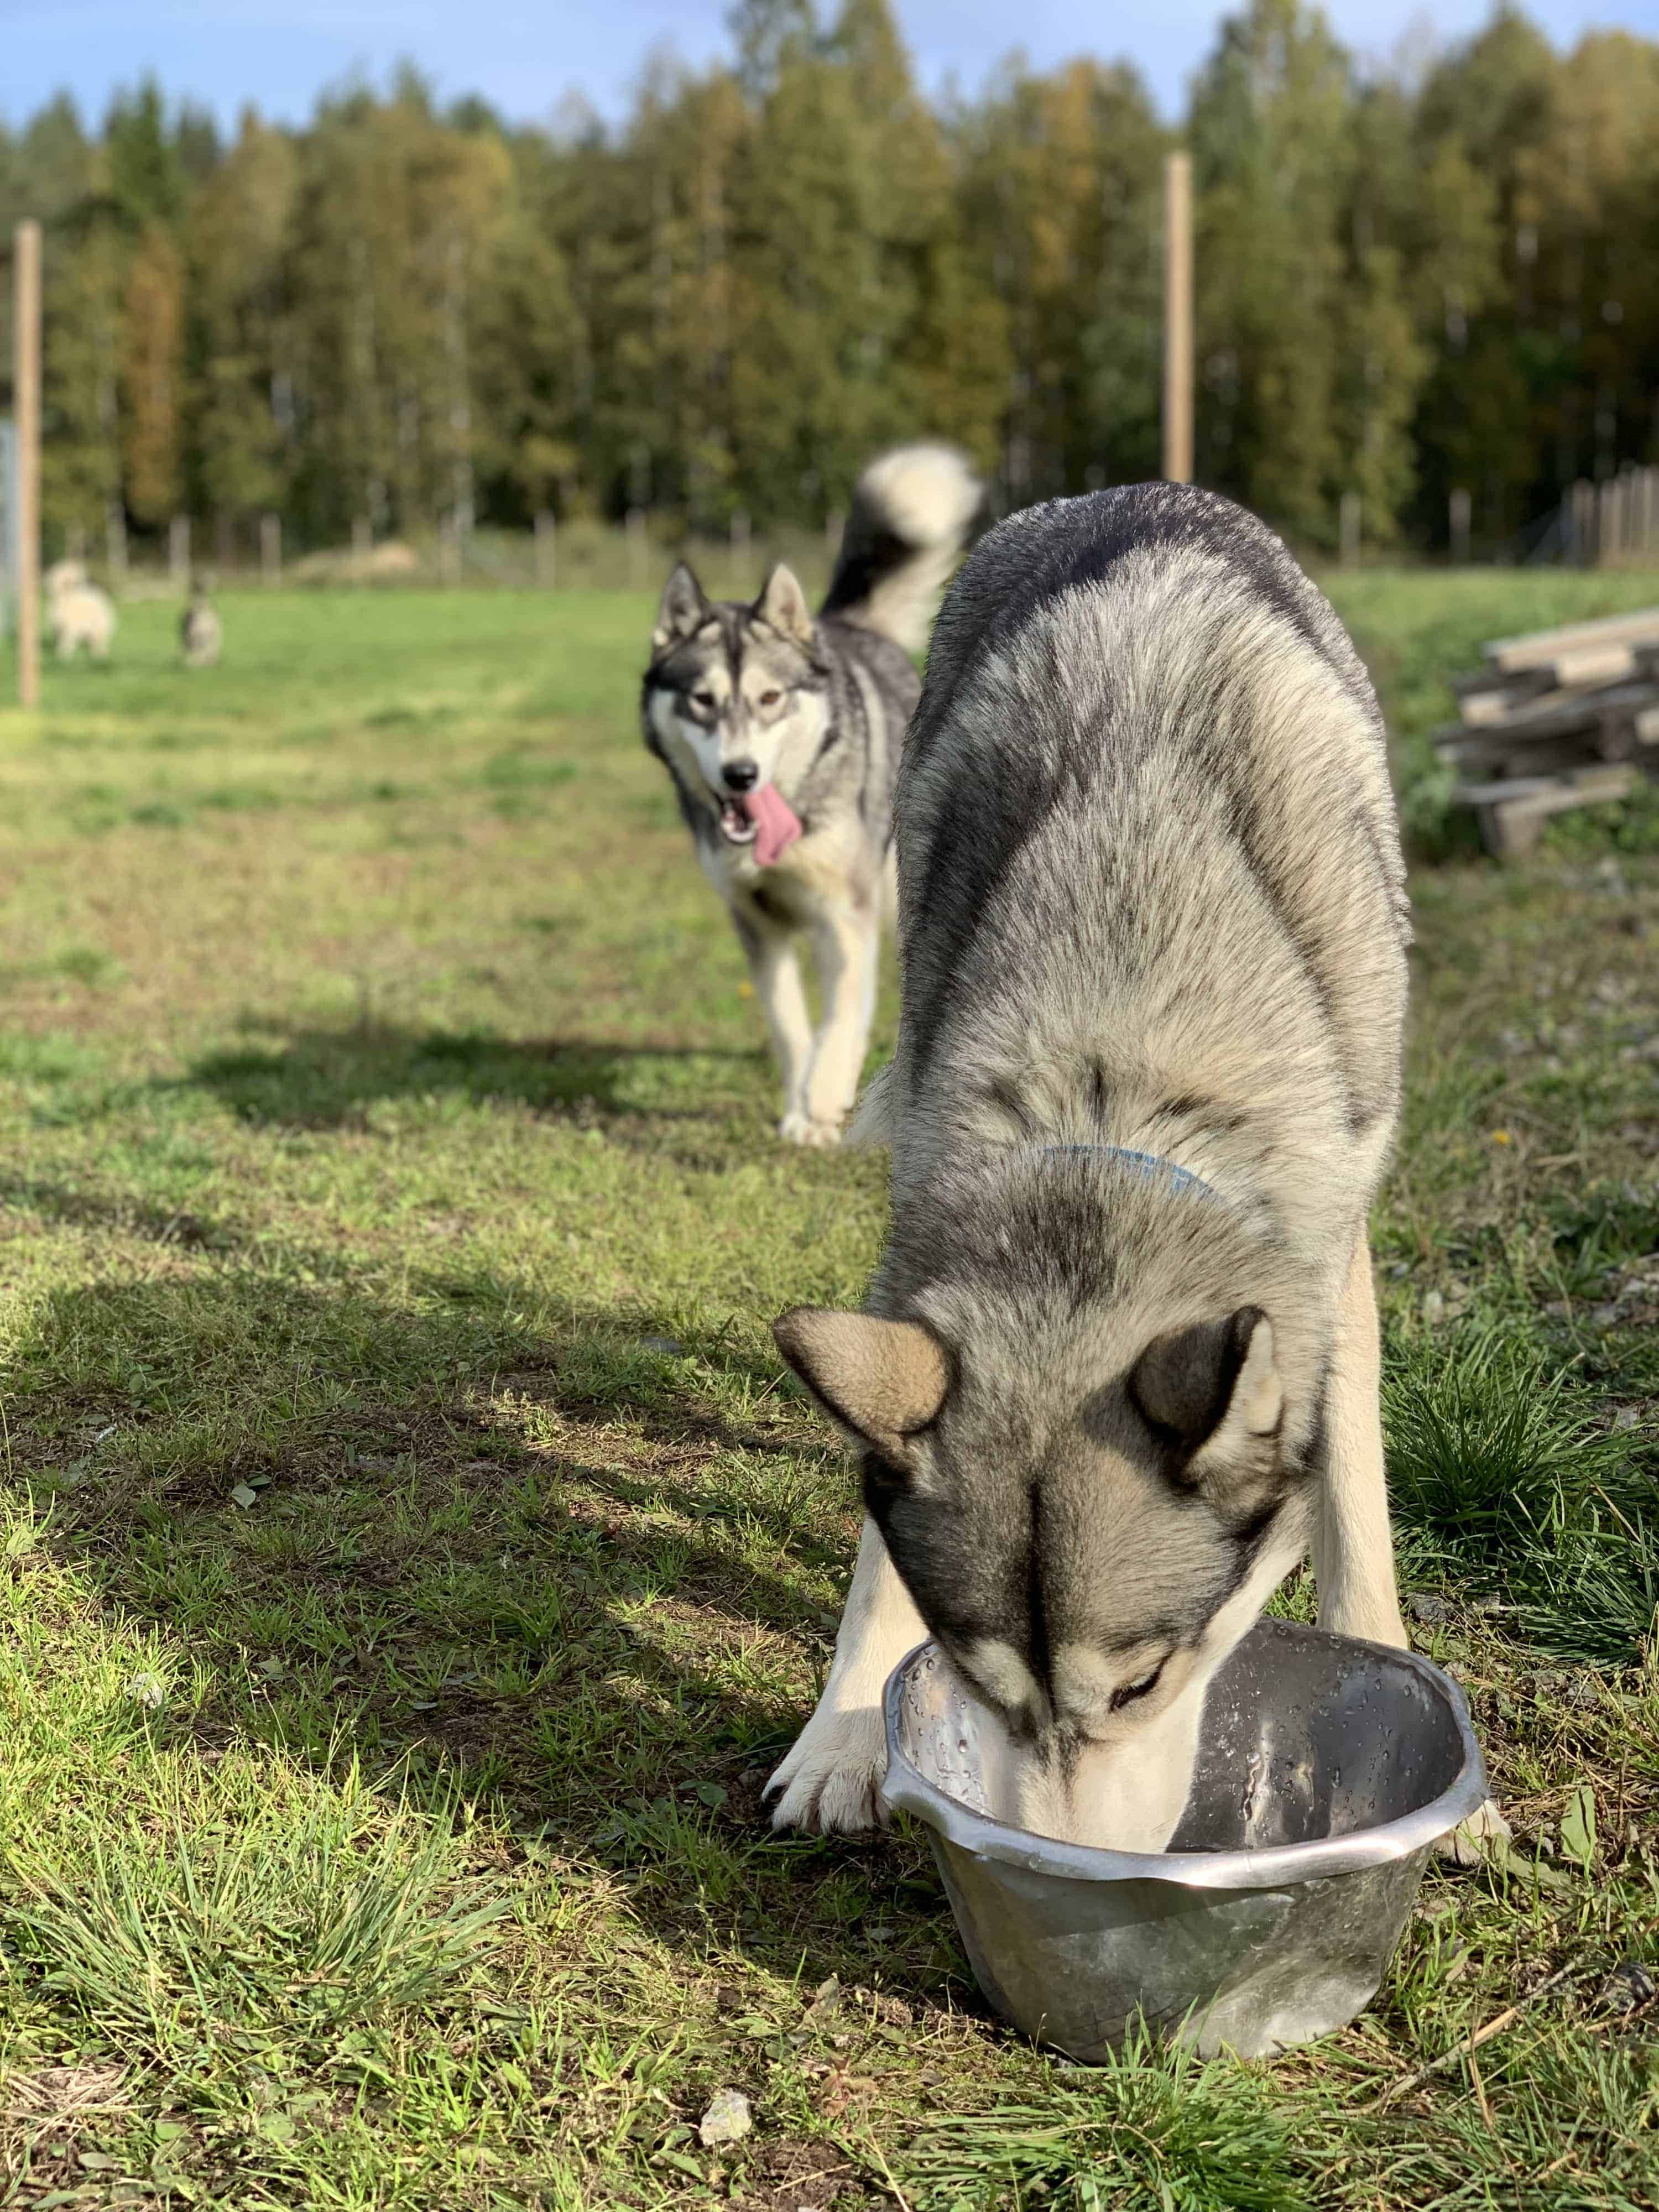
[
  {"x1": 2, "y1": 1258, "x2": 948, "y2": 1987},
  {"x1": 176, "y1": 1023, "x2": 766, "y2": 1132},
  {"x1": 0, "y1": 1173, "x2": 243, "y2": 1253}
]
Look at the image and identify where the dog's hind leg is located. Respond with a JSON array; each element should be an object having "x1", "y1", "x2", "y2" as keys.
[
  {"x1": 766, "y1": 1516, "x2": 925, "y2": 1833},
  {"x1": 735, "y1": 909, "x2": 813, "y2": 1138},
  {"x1": 1313, "y1": 1231, "x2": 1408, "y2": 1648},
  {"x1": 792, "y1": 904, "x2": 879, "y2": 1148}
]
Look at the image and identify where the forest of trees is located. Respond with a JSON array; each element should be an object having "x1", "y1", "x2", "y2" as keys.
[{"x1": 1, "y1": 0, "x2": 1656, "y2": 565}]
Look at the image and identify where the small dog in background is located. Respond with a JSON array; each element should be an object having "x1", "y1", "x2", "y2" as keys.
[
  {"x1": 180, "y1": 582, "x2": 222, "y2": 668},
  {"x1": 642, "y1": 444, "x2": 981, "y2": 1146},
  {"x1": 44, "y1": 560, "x2": 117, "y2": 661},
  {"x1": 766, "y1": 483, "x2": 1425, "y2": 1846}
]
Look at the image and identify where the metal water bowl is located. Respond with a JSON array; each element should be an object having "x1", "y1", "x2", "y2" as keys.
[{"x1": 881, "y1": 1618, "x2": 1485, "y2": 2060}]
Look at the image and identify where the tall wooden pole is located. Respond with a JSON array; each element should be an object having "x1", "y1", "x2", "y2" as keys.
[
  {"x1": 15, "y1": 221, "x2": 41, "y2": 707},
  {"x1": 1162, "y1": 153, "x2": 1193, "y2": 486}
]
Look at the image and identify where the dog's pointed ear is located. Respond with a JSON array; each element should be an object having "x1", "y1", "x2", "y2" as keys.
[
  {"x1": 753, "y1": 563, "x2": 815, "y2": 651},
  {"x1": 1129, "y1": 1308, "x2": 1281, "y2": 1461},
  {"x1": 773, "y1": 1307, "x2": 948, "y2": 1460},
  {"x1": 653, "y1": 562, "x2": 709, "y2": 653}
]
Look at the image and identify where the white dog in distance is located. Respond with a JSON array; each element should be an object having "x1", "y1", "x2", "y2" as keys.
[{"x1": 44, "y1": 561, "x2": 117, "y2": 662}]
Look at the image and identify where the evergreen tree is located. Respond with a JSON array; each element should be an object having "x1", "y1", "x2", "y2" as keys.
[
  {"x1": 106, "y1": 80, "x2": 188, "y2": 228},
  {"x1": 725, "y1": 0, "x2": 985, "y2": 520},
  {"x1": 24, "y1": 112, "x2": 124, "y2": 552},
  {"x1": 1191, "y1": 0, "x2": 1362, "y2": 543},
  {"x1": 189, "y1": 113, "x2": 298, "y2": 530},
  {"x1": 956, "y1": 58, "x2": 1163, "y2": 506},
  {"x1": 469, "y1": 129, "x2": 582, "y2": 524},
  {"x1": 123, "y1": 223, "x2": 185, "y2": 528},
  {"x1": 285, "y1": 79, "x2": 513, "y2": 541}
]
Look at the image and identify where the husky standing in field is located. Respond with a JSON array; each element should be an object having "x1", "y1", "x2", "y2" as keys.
[
  {"x1": 766, "y1": 483, "x2": 1427, "y2": 1848},
  {"x1": 180, "y1": 582, "x2": 223, "y2": 669},
  {"x1": 642, "y1": 445, "x2": 981, "y2": 1146},
  {"x1": 44, "y1": 560, "x2": 117, "y2": 661}
]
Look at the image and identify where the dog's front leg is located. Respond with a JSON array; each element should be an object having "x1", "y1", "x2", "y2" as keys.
[
  {"x1": 1313, "y1": 1231, "x2": 1408, "y2": 1648},
  {"x1": 1317, "y1": 1233, "x2": 1510, "y2": 1859},
  {"x1": 735, "y1": 910, "x2": 815, "y2": 1139},
  {"x1": 766, "y1": 1515, "x2": 925, "y2": 1833},
  {"x1": 794, "y1": 903, "x2": 879, "y2": 1147}
]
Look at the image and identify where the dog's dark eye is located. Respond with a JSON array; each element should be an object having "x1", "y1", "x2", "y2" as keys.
[
  {"x1": 1109, "y1": 1662, "x2": 1165, "y2": 1713},
  {"x1": 758, "y1": 687, "x2": 782, "y2": 707},
  {"x1": 690, "y1": 689, "x2": 717, "y2": 712}
]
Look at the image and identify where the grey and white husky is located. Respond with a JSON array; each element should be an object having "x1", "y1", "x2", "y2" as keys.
[
  {"x1": 180, "y1": 582, "x2": 222, "y2": 669},
  {"x1": 643, "y1": 445, "x2": 980, "y2": 1146},
  {"x1": 766, "y1": 483, "x2": 1425, "y2": 1848}
]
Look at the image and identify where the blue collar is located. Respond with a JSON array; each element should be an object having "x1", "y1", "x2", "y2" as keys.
[{"x1": 1040, "y1": 1142, "x2": 1217, "y2": 1202}]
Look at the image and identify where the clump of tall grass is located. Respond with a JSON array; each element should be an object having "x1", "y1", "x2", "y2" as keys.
[
  {"x1": 900, "y1": 2032, "x2": 1312, "y2": 2211},
  {"x1": 3, "y1": 1761, "x2": 504, "y2": 2063},
  {"x1": 1384, "y1": 1324, "x2": 1658, "y2": 1664}
]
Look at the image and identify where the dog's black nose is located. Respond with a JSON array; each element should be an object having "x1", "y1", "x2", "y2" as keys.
[{"x1": 722, "y1": 759, "x2": 759, "y2": 792}]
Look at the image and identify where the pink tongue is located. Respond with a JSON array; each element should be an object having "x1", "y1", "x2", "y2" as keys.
[{"x1": 740, "y1": 782, "x2": 803, "y2": 867}]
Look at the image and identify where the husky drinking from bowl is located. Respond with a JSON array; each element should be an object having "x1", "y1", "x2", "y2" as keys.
[{"x1": 766, "y1": 483, "x2": 1430, "y2": 1854}]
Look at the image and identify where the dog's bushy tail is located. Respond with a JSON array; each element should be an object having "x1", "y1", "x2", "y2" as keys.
[
  {"x1": 847, "y1": 1061, "x2": 896, "y2": 1148},
  {"x1": 819, "y1": 443, "x2": 982, "y2": 656}
]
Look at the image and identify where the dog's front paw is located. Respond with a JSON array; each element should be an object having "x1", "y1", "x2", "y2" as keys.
[
  {"x1": 779, "y1": 1110, "x2": 843, "y2": 1149},
  {"x1": 765, "y1": 1706, "x2": 887, "y2": 1833}
]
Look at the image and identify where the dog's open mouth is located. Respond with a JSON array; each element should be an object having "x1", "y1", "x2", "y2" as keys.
[{"x1": 717, "y1": 783, "x2": 803, "y2": 867}]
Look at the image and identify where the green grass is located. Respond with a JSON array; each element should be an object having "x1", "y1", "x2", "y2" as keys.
[{"x1": 0, "y1": 576, "x2": 1654, "y2": 2207}]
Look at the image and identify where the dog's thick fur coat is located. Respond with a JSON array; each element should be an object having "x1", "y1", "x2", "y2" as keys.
[
  {"x1": 44, "y1": 561, "x2": 116, "y2": 661},
  {"x1": 768, "y1": 484, "x2": 1418, "y2": 1845},
  {"x1": 181, "y1": 589, "x2": 222, "y2": 668},
  {"x1": 642, "y1": 445, "x2": 980, "y2": 1146}
]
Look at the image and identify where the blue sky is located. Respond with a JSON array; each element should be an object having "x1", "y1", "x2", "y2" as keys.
[{"x1": 2, "y1": 0, "x2": 1655, "y2": 133}]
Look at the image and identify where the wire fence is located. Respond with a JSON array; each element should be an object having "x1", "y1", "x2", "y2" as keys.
[
  {"x1": 17, "y1": 481, "x2": 1659, "y2": 605},
  {"x1": 39, "y1": 512, "x2": 844, "y2": 604}
]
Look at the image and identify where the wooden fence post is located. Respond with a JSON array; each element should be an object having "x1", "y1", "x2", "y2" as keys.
[
  {"x1": 1339, "y1": 491, "x2": 1361, "y2": 567},
  {"x1": 730, "y1": 509, "x2": 749, "y2": 596},
  {"x1": 106, "y1": 497, "x2": 127, "y2": 586},
  {"x1": 1571, "y1": 481, "x2": 1596, "y2": 567},
  {"x1": 15, "y1": 219, "x2": 40, "y2": 708},
  {"x1": 1449, "y1": 488, "x2": 1472, "y2": 566},
  {"x1": 1162, "y1": 152, "x2": 1193, "y2": 485}
]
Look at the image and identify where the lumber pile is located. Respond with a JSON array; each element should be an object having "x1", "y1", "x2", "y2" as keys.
[{"x1": 1436, "y1": 607, "x2": 1659, "y2": 857}]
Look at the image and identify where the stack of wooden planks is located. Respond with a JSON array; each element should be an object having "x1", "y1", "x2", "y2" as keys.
[{"x1": 1436, "y1": 607, "x2": 1659, "y2": 856}]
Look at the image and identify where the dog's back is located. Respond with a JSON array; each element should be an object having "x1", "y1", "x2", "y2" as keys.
[{"x1": 883, "y1": 484, "x2": 1407, "y2": 1266}]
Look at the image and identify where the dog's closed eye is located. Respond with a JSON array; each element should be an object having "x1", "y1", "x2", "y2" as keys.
[{"x1": 1108, "y1": 1660, "x2": 1166, "y2": 1712}]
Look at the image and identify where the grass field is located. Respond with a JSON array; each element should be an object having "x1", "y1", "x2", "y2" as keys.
[{"x1": 0, "y1": 571, "x2": 1656, "y2": 2209}]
